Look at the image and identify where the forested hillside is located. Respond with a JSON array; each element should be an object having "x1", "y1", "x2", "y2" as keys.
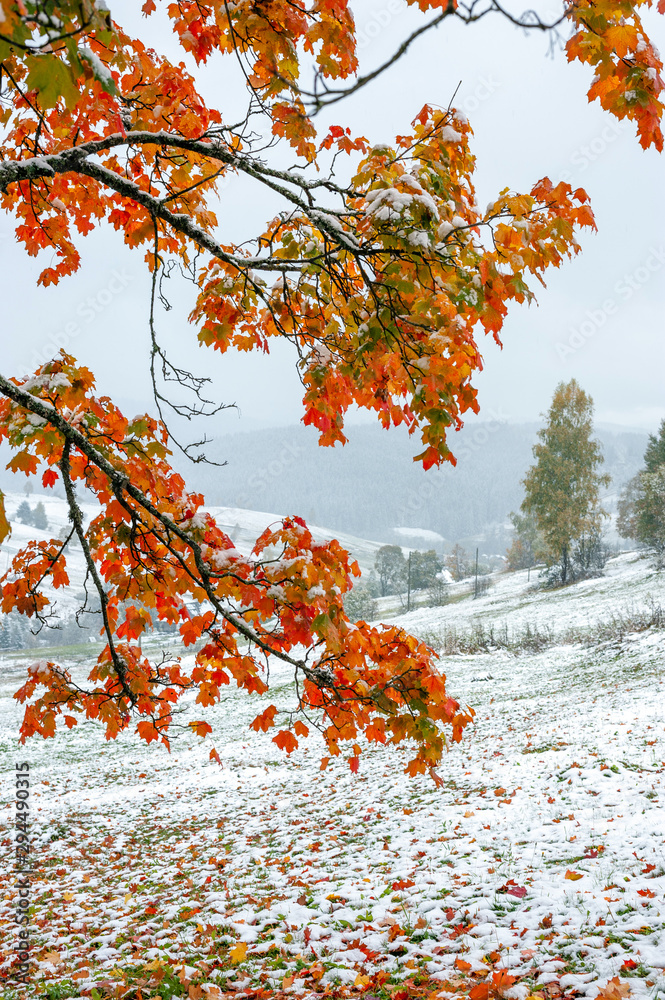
[{"x1": 181, "y1": 422, "x2": 648, "y2": 552}]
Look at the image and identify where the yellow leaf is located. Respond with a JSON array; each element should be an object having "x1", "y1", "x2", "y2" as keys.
[
  {"x1": 125, "y1": 892, "x2": 133, "y2": 903},
  {"x1": 230, "y1": 941, "x2": 247, "y2": 964},
  {"x1": 283, "y1": 975, "x2": 295, "y2": 987},
  {"x1": 63, "y1": 891, "x2": 75, "y2": 902},
  {"x1": 355, "y1": 974, "x2": 371, "y2": 987},
  {"x1": 565, "y1": 870, "x2": 584, "y2": 881},
  {"x1": 0, "y1": 490, "x2": 11, "y2": 544},
  {"x1": 43, "y1": 950, "x2": 62, "y2": 965}
]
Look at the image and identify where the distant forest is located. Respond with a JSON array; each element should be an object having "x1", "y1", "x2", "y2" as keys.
[{"x1": 177, "y1": 421, "x2": 649, "y2": 555}]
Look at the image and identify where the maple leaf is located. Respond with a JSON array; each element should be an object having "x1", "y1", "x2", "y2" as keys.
[
  {"x1": 0, "y1": 491, "x2": 10, "y2": 545},
  {"x1": 189, "y1": 720, "x2": 213, "y2": 738},
  {"x1": 229, "y1": 942, "x2": 247, "y2": 964},
  {"x1": 250, "y1": 705, "x2": 278, "y2": 733},
  {"x1": 273, "y1": 729, "x2": 299, "y2": 754},
  {"x1": 136, "y1": 721, "x2": 160, "y2": 744},
  {"x1": 497, "y1": 880, "x2": 527, "y2": 897},
  {"x1": 392, "y1": 878, "x2": 415, "y2": 891},
  {"x1": 597, "y1": 977, "x2": 631, "y2": 1000}
]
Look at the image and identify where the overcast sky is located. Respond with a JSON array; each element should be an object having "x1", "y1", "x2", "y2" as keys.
[{"x1": 1, "y1": 0, "x2": 663, "y2": 442}]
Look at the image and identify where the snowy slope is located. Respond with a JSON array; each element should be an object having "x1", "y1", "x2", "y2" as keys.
[
  {"x1": 401, "y1": 552, "x2": 665, "y2": 642},
  {"x1": 1, "y1": 551, "x2": 664, "y2": 998},
  {"x1": 0, "y1": 490, "x2": 387, "y2": 623}
]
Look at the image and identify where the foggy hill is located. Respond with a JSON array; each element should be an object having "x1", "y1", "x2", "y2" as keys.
[{"x1": 181, "y1": 421, "x2": 649, "y2": 555}]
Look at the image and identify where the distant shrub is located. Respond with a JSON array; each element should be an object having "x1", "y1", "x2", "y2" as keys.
[
  {"x1": 343, "y1": 584, "x2": 378, "y2": 623},
  {"x1": 417, "y1": 599, "x2": 665, "y2": 657},
  {"x1": 428, "y1": 576, "x2": 449, "y2": 607}
]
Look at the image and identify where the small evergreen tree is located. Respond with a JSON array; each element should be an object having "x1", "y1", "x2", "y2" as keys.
[
  {"x1": 374, "y1": 545, "x2": 407, "y2": 597},
  {"x1": 32, "y1": 501, "x2": 48, "y2": 531},
  {"x1": 643, "y1": 419, "x2": 665, "y2": 473},
  {"x1": 15, "y1": 500, "x2": 32, "y2": 524},
  {"x1": 521, "y1": 380, "x2": 610, "y2": 585},
  {"x1": 618, "y1": 420, "x2": 665, "y2": 566}
]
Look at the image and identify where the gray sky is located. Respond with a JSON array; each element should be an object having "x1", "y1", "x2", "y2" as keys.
[{"x1": 1, "y1": 0, "x2": 663, "y2": 439}]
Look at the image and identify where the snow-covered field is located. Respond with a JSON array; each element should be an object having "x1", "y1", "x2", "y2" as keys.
[{"x1": 1, "y1": 506, "x2": 664, "y2": 999}]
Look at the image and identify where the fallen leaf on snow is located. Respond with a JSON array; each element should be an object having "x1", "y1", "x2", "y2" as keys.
[
  {"x1": 497, "y1": 879, "x2": 527, "y2": 897},
  {"x1": 202, "y1": 988, "x2": 223, "y2": 1000},
  {"x1": 229, "y1": 942, "x2": 247, "y2": 963},
  {"x1": 597, "y1": 977, "x2": 631, "y2": 1000}
]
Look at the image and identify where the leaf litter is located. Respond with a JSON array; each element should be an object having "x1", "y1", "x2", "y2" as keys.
[{"x1": 0, "y1": 550, "x2": 664, "y2": 998}]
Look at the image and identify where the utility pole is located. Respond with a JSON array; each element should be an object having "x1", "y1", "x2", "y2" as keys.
[
  {"x1": 407, "y1": 551, "x2": 412, "y2": 612},
  {"x1": 474, "y1": 547, "x2": 479, "y2": 598}
]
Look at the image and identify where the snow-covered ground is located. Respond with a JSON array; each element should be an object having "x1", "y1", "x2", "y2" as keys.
[{"x1": 1, "y1": 522, "x2": 664, "y2": 998}]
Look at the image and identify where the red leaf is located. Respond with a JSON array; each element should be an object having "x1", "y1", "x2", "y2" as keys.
[
  {"x1": 250, "y1": 705, "x2": 277, "y2": 733},
  {"x1": 498, "y1": 880, "x2": 527, "y2": 898},
  {"x1": 492, "y1": 970, "x2": 518, "y2": 993},
  {"x1": 136, "y1": 721, "x2": 160, "y2": 743},
  {"x1": 189, "y1": 720, "x2": 212, "y2": 738},
  {"x1": 273, "y1": 729, "x2": 298, "y2": 754}
]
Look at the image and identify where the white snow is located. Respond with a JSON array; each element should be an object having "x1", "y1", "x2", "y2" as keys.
[{"x1": 1, "y1": 494, "x2": 664, "y2": 995}]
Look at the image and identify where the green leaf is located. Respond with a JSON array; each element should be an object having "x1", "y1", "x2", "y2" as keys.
[{"x1": 26, "y1": 55, "x2": 80, "y2": 110}]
